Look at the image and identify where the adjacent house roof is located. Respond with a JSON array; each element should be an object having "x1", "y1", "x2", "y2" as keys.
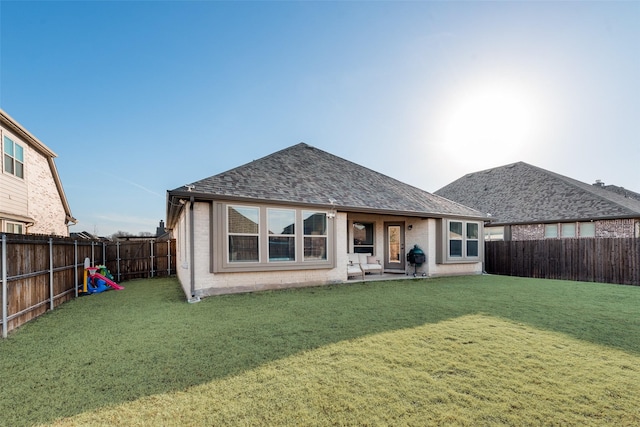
[
  {"x1": 167, "y1": 143, "x2": 485, "y2": 226},
  {"x1": 593, "y1": 181, "x2": 640, "y2": 202},
  {"x1": 0, "y1": 109, "x2": 76, "y2": 225},
  {"x1": 435, "y1": 161, "x2": 640, "y2": 225}
]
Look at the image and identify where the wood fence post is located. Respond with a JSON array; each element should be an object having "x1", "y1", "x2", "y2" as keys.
[
  {"x1": 74, "y1": 240, "x2": 79, "y2": 298},
  {"x1": 167, "y1": 240, "x2": 171, "y2": 277},
  {"x1": 49, "y1": 238, "x2": 54, "y2": 311},
  {"x1": 150, "y1": 240, "x2": 155, "y2": 278},
  {"x1": 2, "y1": 234, "x2": 7, "y2": 339},
  {"x1": 116, "y1": 241, "x2": 121, "y2": 283}
]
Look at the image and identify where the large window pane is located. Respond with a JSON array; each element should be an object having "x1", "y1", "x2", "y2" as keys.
[
  {"x1": 544, "y1": 224, "x2": 558, "y2": 238},
  {"x1": 229, "y1": 236, "x2": 259, "y2": 262},
  {"x1": 449, "y1": 240, "x2": 462, "y2": 257},
  {"x1": 303, "y1": 212, "x2": 326, "y2": 235},
  {"x1": 15, "y1": 161, "x2": 24, "y2": 178},
  {"x1": 4, "y1": 154, "x2": 13, "y2": 174},
  {"x1": 484, "y1": 226, "x2": 504, "y2": 241},
  {"x1": 269, "y1": 237, "x2": 295, "y2": 261},
  {"x1": 304, "y1": 237, "x2": 327, "y2": 260},
  {"x1": 467, "y1": 241, "x2": 479, "y2": 257},
  {"x1": 466, "y1": 223, "x2": 478, "y2": 239},
  {"x1": 15, "y1": 143, "x2": 23, "y2": 162},
  {"x1": 449, "y1": 221, "x2": 463, "y2": 239},
  {"x1": 268, "y1": 209, "x2": 295, "y2": 235},
  {"x1": 4, "y1": 137, "x2": 13, "y2": 156},
  {"x1": 580, "y1": 222, "x2": 595, "y2": 237},
  {"x1": 228, "y1": 206, "x2": 259, "y2": 234},
  {"x1": 353, "y1": 222, "x2": 374, "y2": 254},
  {"x1": 561, "y1": 223, "x2": 576, "y2": 238}
]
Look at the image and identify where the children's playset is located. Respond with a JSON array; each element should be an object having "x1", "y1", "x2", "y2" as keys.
[{"x1": 80, "y1": 257, "x2": 124, "y2": 294}]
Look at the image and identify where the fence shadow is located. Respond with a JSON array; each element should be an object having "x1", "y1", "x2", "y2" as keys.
[{"x1": 0, "y1": 234, "x2": 176, "y2": 336}]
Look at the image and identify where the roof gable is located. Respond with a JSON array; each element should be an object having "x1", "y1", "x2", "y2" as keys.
[
  {"x1": 0, "y1": 109, "x2": 76, "y2": 225},
  {"x1": 435, "y1": 161, "x2": 640, "y2": 224},
  {"x1": 169, "y1": 143, "x2": 483, "y2": 219}
]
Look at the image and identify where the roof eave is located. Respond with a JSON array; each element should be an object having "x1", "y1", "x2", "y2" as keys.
[
  {"x1": 166, "y1": 190, "x2": 488, "y2": 224},
  {"x1": 487, "y1": 213, "x2": 640, "y2": 226}
]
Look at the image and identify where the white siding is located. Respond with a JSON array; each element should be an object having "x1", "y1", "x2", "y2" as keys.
[{"x1": 0, "y1": 129, "x2": 28, "y2": 217}]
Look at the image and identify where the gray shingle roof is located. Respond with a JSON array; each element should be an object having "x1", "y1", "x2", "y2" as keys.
[
  {"x1": 435, "y1": 161, "x2": 640, "y2": 224},
  {"x1": 169, "y1": 143, "x2": 484, "y2": 219}
]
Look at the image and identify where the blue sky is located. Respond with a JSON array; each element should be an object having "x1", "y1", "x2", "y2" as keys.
[{"x1": 1, "y1": 1, "x2": 638, "y2": 236}]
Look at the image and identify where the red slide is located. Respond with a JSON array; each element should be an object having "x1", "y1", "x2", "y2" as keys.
[{"x1": 92, "y1": 273, "x2": 125, "y2": 290}]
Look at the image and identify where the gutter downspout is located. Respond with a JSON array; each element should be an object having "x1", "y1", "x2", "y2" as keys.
[{"x1": 188, "y1": 196, "x2": 200, "y2": 303}]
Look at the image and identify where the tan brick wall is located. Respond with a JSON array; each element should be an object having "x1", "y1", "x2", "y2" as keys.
[
  {"x1": 511, "y1": 224, "x2": 545, "y2": 240},
  {"x1": 175, "y1": 204, "x2": 484, "y2": 299},
  {"x1": 26, "y1": 143, "x2": 69, "y2": 236},
  {"x1": 510, "y1": 219, "x2": 639, "y2": 240},
  {"x1": 595, "y1": 218, "x2": 637, "y2": 238}
]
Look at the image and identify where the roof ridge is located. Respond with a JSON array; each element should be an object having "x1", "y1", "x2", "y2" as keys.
[{"x1": 533, "y1": 164, "x2": 640, "y2": 213}]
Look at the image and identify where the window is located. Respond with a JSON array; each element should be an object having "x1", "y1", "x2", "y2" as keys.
[
  {"x1": 561, "y1": 223, "x2": 576, "y2": 238},
  {"x1": 5, "y1": 222, "x2": 24, "y2": 234},
  {"x1": 228, "y1": 206, "x2": 259, "y2": 262},
  {"x1": 467, "y1": 223, "x2": 479, "y2": 257},
  {"x1": 438, "y1": 219, "x2": 482, "y2": 263},
  {"x1": 217, "y1": 203, "x2": 334, "y2": 272},
  {"x1": 579, "y1": 222, "x2": 595, "y2": 237},
  {"x1": 353, "y1": 222, "x2": 374, "y2": 254},
  {"x1": 544, "y1": 224, "x2": 558, "y2": 238},
  {"x1": 484, "y1": 226, "x2": 504, "y2": 241},
  {"x1": 303, "y1": 211, "x2": 327, "y2": 261},
  {"x1": 3, "y1": 136, "x2": 24, "y2": 178},
  {"x1": 268, "y1": 209, "x2": 295, "y2": 262},
  {"x1": 449, "y1": 221, "x2": 463, "y2": 257}
]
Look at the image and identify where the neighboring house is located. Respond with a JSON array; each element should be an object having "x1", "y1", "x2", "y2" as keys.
[
  {"x1": 166, "y1": 143, "x2": 487, "y2": 300},
  {"x1": 1, "y1": 109, "x2": 76, "y2": 236},
  {"x1": 435, "y1": 161, "x2": 640, "y2": 241}
]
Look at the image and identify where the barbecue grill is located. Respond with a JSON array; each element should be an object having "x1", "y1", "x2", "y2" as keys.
[{"x1": 406, "y1": 245, "x2": 426, "y2": 277}]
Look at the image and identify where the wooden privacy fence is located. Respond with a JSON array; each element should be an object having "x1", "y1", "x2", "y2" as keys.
[
  {"x1": 485, "y1": 238, "x2": 640, "y2": 286},
  {"x1": 0, "y1": 234, "x2": 176, "y2": 337}
]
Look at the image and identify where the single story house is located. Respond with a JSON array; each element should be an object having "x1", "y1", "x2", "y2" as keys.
[
  {"x1": 435, "y1": 161, "x2": 640, "y2": 241},
  {"x1": 1, "y1": 109, "x2": 76, "y2": 236},
  {"x1": 166, "y1": 143, "x2": 487, "y2": 300}
]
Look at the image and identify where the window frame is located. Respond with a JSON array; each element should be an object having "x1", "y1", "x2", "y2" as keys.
[
  {"x1": 436, "y1": 219, "x2": 483, "y2": 264},
  {"x1": 5, "y1": 221, "x2": 24, "y2": 234},
  {"x1": 561, "y1": 223, "x2": 576, "y2": 238},
  {"x1": 267, "y1": 208, "x2": 296, "y2": 262},
  {"x1": 303, "y1": 210, "x2": 328, "y2": 261},
  {"x1": 227, "y1": 205, "x2": 260, "y2": 263},
  {"x1": 352, "y1": 222, "x2": 375, "y2": 254},
  {"x1": 544, "y1": 224, "x2": 558, "y2": 238},
  {"x1": 213, "y1": 202, "x2": 335, "y2": 272},
  {"x1": 484, "y1": 226, "x2": 505, "y2": 241},
  {"x1": 579, "y1": 222, "x2": 595, "y2": 238},
  {"x1": 3, "y1": 135, "x2": 24, "y2": 179}
]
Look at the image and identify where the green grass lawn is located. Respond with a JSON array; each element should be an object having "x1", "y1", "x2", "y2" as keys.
[{"x1": 1, "y1": 275, "x2": 639, "y2": 426}]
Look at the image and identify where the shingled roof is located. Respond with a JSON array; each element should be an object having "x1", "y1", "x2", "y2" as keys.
[
  {"x1": 168, "y1": 143, "x2": 484, "y2": 221},
  {"x1": 435, "y1": 161, "x2": 640, "y2": 225}
]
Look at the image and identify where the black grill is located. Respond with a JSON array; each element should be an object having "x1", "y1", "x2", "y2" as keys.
[{"x1": 407, "y1": 245, "x2": 426, "y2": 277}]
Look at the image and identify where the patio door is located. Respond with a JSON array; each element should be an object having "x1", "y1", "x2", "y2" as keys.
[{"x1": 384, "y1": 222, "x2": 405, "y2": 271}]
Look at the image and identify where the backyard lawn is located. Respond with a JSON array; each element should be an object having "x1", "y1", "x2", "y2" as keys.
[{"x1": 1, "y1": 275, "x2": 639, "y2": 426}]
